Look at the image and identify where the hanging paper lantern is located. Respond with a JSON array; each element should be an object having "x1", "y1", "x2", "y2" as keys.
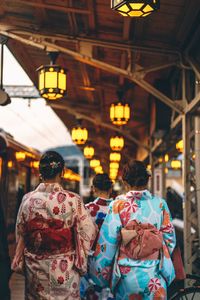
[
  {"x1": 171, "y1": 160, "x2": 181, "y2": 169},
  {"x1": 83, "y1": 145, "x2": 94, "y2": 159},
  {"x1": 110, "y1": 162, "x2": 119, "y2": 170},
  {"x1": 15, "y1": 152, "x2": 26, "y2": 161},
  {"x1": 110, "y1": 136, "x2": 124, "y2": 151},
  {"x1": 71, "y1": 126, "x2": 88, "y2": 145},
  {"x1": 110, "y1": 102, "x2": 130, "y2": 125},
  {"x1": 90, "y1": 159, "x2": 100, "y2": 168},
  {"x1": 37, "y1": 65, "x2": 67, "y2": 100},
  {"x1": 176, "y1": 140, "x2": 183, "y2": 153},
  {"x1": 110, "y1": 152, "x2": 121, "y2": 162},
  {"x1": 111, "y1": 0, "x2": 160, "y2": 17}
]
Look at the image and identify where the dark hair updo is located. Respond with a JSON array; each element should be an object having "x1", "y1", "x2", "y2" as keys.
[
  {"x1": 122, "y1": 160, "x2": 150, "y2": 187},
  {"x1": 93, "y1": 173, "x2": 113, "y2": 192},
  {"x1": 39, "y1": 151, "x2": 65, "y2": 180}
]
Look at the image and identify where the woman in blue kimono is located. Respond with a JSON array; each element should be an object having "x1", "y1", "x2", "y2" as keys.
[
  {"x1": 80, "y1": 173, "x2": 114, "y2": 299},
  {"x1": 91, "y1": 160, "x2": 176, "y2": 300}
]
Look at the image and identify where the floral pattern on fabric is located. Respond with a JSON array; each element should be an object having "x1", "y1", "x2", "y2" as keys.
[
  {"x1": 16, "y1": 183, "x2": 97, "y2": 300},
  {"x1": 80, "y1": 197, "x2": 114, "y2": 299},
  {"x1": 90, "y1": 190, "x2": 176, "y2": 300}
]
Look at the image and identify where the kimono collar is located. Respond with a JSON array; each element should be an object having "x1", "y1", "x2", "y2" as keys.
[
  {"x1": 36, "y1": 183, "x2": 63, "y2": 193},
  {"x1": 95, "y1": 197, "x2": 113, "y2": 206},
  {"x1": 125, "y1": 189, "x2": 152, "y2": 201}
]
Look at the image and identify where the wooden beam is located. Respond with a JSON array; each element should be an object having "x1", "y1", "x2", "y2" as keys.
[{"x1": 6, "y1": 0, "x2": 91, "y2": 15}]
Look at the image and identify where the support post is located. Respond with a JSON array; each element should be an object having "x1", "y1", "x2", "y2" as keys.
[{"x1": 194, "y1": 116, "x2": 200, "y2": 255}]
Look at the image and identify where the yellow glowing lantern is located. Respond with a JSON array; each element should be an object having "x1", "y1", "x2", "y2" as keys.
[
  {"x1": 110, "y1": 152, "x2": 121, "y2": 162},
  {"x1": 83, "y1": 145, "x2": 94, "y2": 159},
  {"x1": 90, "y1": 159, "x2": 100, "y2": 168},
  {"x1": 111, "y1": 0, "x2": 160, "y2": 17},
  {"x1": 110, "y1": 136, "x2": 124, "y2": 151},
  {"x1": 15, "y1": 152, "x2": 26, "y2": 161},
  {"x1": 109, "y1": 168, "x2": 118, "y2": 180},
  {"x1": 171, "y1": 160, "x2": 181, "y2": 169},
  {"x1": 164, "y1": 154, "x2": 169, "y2": 163},
  {"x1": 110, "y1": 102, "x2": 130, "y2": 125},
  {"x1": 147, "y1": 164, "x2": 151, "y2": 171},
  {"x1": 94, "y1": 166, "x2": 103, "y2": 174},
  {"x1": 176, "y1": 140, "x2": 183, "y2": 153},
  {"x1": 31, "y1": 161, "x2": 39, "y2": 169},
  {"x1": 110, "y1": 162, "x2": 119, "y2": 170},
  {"x1": 165, "y1": 168, "x2": 168, "y2": 174},
  {"x1": 37, "y1": 65, "x2": 67, "y2": 100},
  {"x1": 7, "y1": 161, "x2": 13, "y2": 168},
  {"x1": 72, "y1": 126, "x2": 88, "y2": 145},
  {"x1": 158, "y1": 157, "x2": 163, "y2": 163}
]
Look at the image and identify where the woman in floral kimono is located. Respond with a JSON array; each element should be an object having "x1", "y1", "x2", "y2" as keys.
[
  {"x1": 80, "y1": 173, "x2": 114, "y2": 299},
  {"x1": 12, "y1": 151, "x2": 97, "y2": 300},
  {"x1": 91, "y1": 160, "x2": 176, "y2": 300}
]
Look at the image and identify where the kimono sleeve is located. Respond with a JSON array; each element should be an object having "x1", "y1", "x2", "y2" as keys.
[
  {"x1": 73, "y1": 196, "x2": 98, "y2": 274},
  {"x1": 160, "y1": 200, "x2": 176, "y2": 255},
  {"x1": 15, "y1": 193, "x2": 30, "y2": 242},
  {"x1": 90, "y1": 200, "x2": 122, "y2": 288}
]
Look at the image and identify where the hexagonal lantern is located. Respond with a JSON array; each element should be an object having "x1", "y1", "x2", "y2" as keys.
[
  {"x1": 71, "y1": 126, "x2": 88, "y2": 145},
  {"x1": 37, "y1": 65, "x2": 67, "y2": 100},
  {"x1": 110, "y1": 102, "x2": 130, "y2": 125},
  {"x1": 83, "y1": 145, "x2": 95, "y2": 159},
  {"x1": 110, "y1": 136, "x2": 124, "y2": 151},
  {"x1": 110, "y1": 152, "x2": 121, "y2": 162},
  {"x1": 111, "y1": 0, "x2": 160, "y2": 17}
]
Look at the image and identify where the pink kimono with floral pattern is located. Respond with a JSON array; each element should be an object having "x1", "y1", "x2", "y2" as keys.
[{"x1": 16, "y1": 183, "x2": 97, "y2": 300}]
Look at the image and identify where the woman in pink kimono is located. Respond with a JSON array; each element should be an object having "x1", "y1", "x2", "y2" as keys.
[{"x1": 12, "y1": 151, "x2": 97, "y2": 300}]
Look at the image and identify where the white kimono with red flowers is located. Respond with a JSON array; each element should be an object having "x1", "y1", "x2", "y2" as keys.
[{"x1": 16, "y1": 183, "x2": 97, "y2": 300}]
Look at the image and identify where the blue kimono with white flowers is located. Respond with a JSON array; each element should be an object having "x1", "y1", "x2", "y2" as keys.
[{"x1": 90, "y1": 190, "x2": 176, "y2": 300}]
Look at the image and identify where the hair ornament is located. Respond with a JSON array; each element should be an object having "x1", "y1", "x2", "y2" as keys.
[{"x1": 50, "y1": 161, "x2": 61, "y2": 169}]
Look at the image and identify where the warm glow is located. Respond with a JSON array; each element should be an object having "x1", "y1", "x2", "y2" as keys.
[
  {"x1": 63, "y1": 169, "x2": 80, "y2": 181},
  {"x1": 110, "y1": 102, "x2": 130, "y2": 125},
  {"x1": 110, "y1": 152, "x2": 121, "y2": 162},
  {"x1": 31, "y1": 161, "x2": 39, "y2": 169},
  {"x1": 110, "y1": 136, "x2": 124, "y2": 151},
  {"x1": 165, "y1": 168, "x2": 168, "y2": 174},
  {"x1": 111, "y1": 0, "x2": 160, "y2": 17},
  {"x1": 171, "y1": 160, "x2": 181, "y2": 169},
  {"x1": 72, "y1": 127, "x2": 88, "y2": 145},
  {"x1": 176, "y1": 140, "x2": 183, "y2": 153},
  {"x1": 37, "y1": 65, "x2": 67, "y2": 100},
  {"x1": 164, "y1": 154, "x2": 169, "y2": 163},
  {"x1": 110, "y1": 162, "x2": 119, "y2": 170},
  {"x1": 94, "y1": 166, "x2": 103, "y2": 174},
  {"x1": 15, "y1": 152, "x2": 26, "y2": 161},
  {"x1": 7, "y1": 161, "x2": 13, "y2": 168},
  {"x1": 90, "y1": 159, "x2": 100, "y2": 168},
  {"x1": 83, "y1": 145, "x2": 94, "y2": 159},
  {"x1": 147, "y1": 164, "x2": 151, "y2": 171}
]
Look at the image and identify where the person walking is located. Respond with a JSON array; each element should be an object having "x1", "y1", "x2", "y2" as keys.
[
  {"x1": 12, "y1": 151, "x2": 97, "y2": 300},
  {"x1": 91, "y1": 160, "x2": 176, "y2": 300},
  {"x1": 80, "y1": 173, "x2": 114, "y2": 299}
]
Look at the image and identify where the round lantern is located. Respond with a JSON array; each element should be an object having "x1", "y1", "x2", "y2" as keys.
[
  {"x1": 71, "y1": 126, "x2": 88, "y2": 145},
  {"x1": 110, "y1": 152, "x2": 121, "y2": 162},
  {"x1": 111, "y1": 0, "x2": 160, "y2": 17},
  {"x1": 90, "y1": 159, "x2": 100, "y2": 168},
  {"x1": 37, "y1": 65, "x2": 67, "y2": 100},
  {"x1": 110, "y1": 136, "x2": 124, "y2": 151},
  {"x1": 109, "y1": 169, "x2": 118, "y2": 180},
  {"x1": 83, "y1": 145, "x2": 94, "y2": 159},
  {"x1": 176, "y1": 140, "x2": 183, "y2": 153},
  {"x1": 110, "y1": 102, "x2": 130, "y2": 125}
]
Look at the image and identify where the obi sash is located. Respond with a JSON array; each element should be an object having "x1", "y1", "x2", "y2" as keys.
[
  {"x1": 24, "y1": 216, "x2": 73, "y2": 255},
  {"x1": 120, "y1": 219, "x2": 163, "y2": 260}
]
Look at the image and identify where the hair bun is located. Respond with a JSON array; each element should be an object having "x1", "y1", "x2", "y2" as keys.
[{"x1": 93, "y1": 173, "x2": 112, "y2": 192}]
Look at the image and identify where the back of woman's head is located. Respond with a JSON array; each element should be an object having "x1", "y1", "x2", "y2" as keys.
[
  {"x1": 122, "y1": 160, "x2": 150, "y2": 187},
  {"x1": 39, "y1": 151, "x2": 65, "y2": 180},
  {"x1": 93, "y1": 173, "x2": 112, "y2": 192}
]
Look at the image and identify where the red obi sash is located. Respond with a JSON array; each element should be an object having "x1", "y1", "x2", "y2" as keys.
[
  {"x1": 24, "y1": 216, "x2": 73, "y2": 255},
  {"x1": 120, "y1": 220, "x2": 163, "y2": 260}
]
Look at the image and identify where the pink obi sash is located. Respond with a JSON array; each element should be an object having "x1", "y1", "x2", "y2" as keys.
[
  {"x1": 120, "y1": 220, "x2": 163, "y2": 260},
  {"x1": 24, "y1": 216, "x2": 73, "y2": 255}
]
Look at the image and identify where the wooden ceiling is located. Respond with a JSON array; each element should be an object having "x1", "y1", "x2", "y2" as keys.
[{"x1": 0, "y1": 0, "x2": 200, "y2": 170}]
